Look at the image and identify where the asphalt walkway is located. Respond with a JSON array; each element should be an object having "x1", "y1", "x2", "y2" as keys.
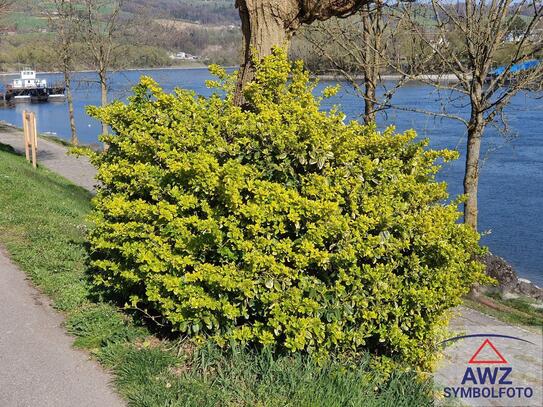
[
  {"x1": 0, "y1": 248, "x2": 124, "y2": 407},
  {"x1": 0, "y1": 126, "x2": 121, "y2": 406},
  {"x1": 435, "y1": 307, "x2": 542, "y2": 406}
]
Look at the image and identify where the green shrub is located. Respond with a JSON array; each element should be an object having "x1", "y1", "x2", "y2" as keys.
[{"x1": 87, "y1": 48, "x2": 486, "y2": 367}]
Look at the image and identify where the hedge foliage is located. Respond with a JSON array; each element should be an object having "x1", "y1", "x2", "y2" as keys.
[{"x1": 87, "y1": 48, "x2": 486, "y2": 366}]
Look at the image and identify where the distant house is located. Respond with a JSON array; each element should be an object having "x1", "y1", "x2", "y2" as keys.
[
  {"x1": 505, "y1": 29, "x2": 543, "y2": 43},
  {"x1": 169, "y1": 52, "x2": 198, "y2": 61},
  {"x1": 505, "y1": 33, "x2": 524, "y2": 43}
]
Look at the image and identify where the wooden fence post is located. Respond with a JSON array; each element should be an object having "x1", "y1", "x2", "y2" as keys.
[
  {"x1": 30, "y1": 112, "x2": 37, "y2": 169},
  {"x1": 22, "y1": 111, "x2": 37, "y2": 168},
  {"x1": 22, "y1": 111, "x2": 30, "y2": 162}
]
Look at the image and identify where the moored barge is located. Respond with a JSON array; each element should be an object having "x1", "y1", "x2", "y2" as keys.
[{"x1": 2, "y1": 69, "x2": 66, "y2": 103}]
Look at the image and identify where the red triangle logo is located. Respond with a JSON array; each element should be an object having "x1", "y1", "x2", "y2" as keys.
[{"x1": 468, "y1": 339, "x2": 508, "y2": 364}]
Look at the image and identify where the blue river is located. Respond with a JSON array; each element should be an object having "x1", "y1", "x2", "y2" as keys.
[{"x1": 1, "y1": 68, "x2": 542, "y2": 285}]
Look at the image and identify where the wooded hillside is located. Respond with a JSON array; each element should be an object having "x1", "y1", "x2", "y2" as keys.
[{"x1": 0, "y1": 0, "x2": 241, "y2": 72}]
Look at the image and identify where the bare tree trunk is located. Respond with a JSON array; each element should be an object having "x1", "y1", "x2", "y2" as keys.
[
  {"x1": 99, "y1": 70, "x2": 108, "y2": 136},
  {"x1": 47, "y1": 1, "x2": 79, "y2": 145},
  {"x1": 360, "y1": 3, "x2": 378, "y2": 124},
  {"x1": 464, "y1": 111, "x2": 484, "y2": 230},
  {"x1": 363, "y1": 76, "x2": 376, "y2": 124},
  {"x1": 463, "y1": 75, "x2": 486, "y2": 230},
  {"x1": 63, "y1": 71, "x2": 78, "y2": 145},
  {"x1": 77, "y1": 0, "x2": 123, "y2": 142},
  {"x1": 400, "y1": 0, "x2": 543, "y2": 231}
]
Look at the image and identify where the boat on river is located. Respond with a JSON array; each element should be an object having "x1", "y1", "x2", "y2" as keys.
[{"x1": 1, "y1": 69, "x2": 66, "y2": 103}]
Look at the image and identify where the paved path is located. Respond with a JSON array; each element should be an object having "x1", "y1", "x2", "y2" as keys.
[
  {"x1": 0, "y1": 249, "x2": 124, "y2": 407},
  {"x1": 435, "y1": 307, "x2": 542, "y2": 406},
  {"x1": 1, "y1": 125, "x2": 541, "y2": 407},
  {"x1": 0, "y1": 127, "x2": 121, "y2": 406},
  {"x1": 0, "y1": 124, "x2": 96, "y2": 191}
]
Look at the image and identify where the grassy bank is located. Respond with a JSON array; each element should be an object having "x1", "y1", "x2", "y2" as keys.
[
  {"x1": 464, "y1": 293, "x2": 543, "y2": 329},
  {"x1": 0, "y1": 145, "x2": 433, "y2": 406}
]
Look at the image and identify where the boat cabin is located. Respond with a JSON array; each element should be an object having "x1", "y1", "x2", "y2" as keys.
[
  {"x1": 2, "y1": 68, "x2": 65, "y2": 103},
  {"x1": 12, "y1": 69, "x2": 47, "y2": 90}
]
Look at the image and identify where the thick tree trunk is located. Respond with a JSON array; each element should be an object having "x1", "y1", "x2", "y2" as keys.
[
  {"x1": 234, "y1": 0, "x2": 291, "y2": 106},
  {"x1": 63, "y1": 71, "x2": 78, "y2": 146},
  {"x1": 234, "y1": 0, "x2": 369, "y2": 106},
  {"x1": 464, "y1": 112, "x2": 484, "y2": 230}
]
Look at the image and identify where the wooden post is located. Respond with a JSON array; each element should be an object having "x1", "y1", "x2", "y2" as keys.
[
  {"x1": 30, "y1": 113, "x2": 37, "y2": 169},
  {"x1": 22, "y1": 111, "x2": 30, "y2": 162},
  {"x1": 22, "y1": 111, "x2": 37, "y2": 168},
  {"x1": 31, "y1": 112, "x2": 38, "y2": 150}
]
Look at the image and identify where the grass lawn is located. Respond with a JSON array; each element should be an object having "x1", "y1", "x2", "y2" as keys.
[{"x1": 0, "y1": 144, "x2": 433, "y2": 407}]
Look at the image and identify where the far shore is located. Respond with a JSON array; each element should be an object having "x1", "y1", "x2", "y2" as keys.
[
  {"x1": 0, "y1": 64, "x2": 219, "y2": 77},
  {"x1": 0, "y1": 67, "x2": 461, "y2": 84},
  {"x1": 315, "y1": 73, "x2": 463, "y2": 83}
]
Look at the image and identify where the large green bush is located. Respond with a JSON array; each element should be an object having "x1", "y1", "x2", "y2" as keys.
[{"x1": 87, "y1": 48, "x2": 486, "y2": 366}]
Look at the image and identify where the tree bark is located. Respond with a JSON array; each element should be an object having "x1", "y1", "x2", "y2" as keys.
[
  {"x1": 463, "y1": 75, "x2": 486, "y2": 230},
  {"x1": 234, "y1": 0, "x2": 369, "y2": 106},
  {"x1": 63, "y1": 71, "x2": 78, "y2": 145},
  {"x1": 99, "y1": 69, "x2": 108, "y2": 136},
  {"x1": 361, "y1": 1, "x2": 384, "y2": 124},
  {"x1": 360, "y1": 3, "x2": 378, "y2": 125},
  {"x1": 362, "y1": 77, "x2": 376, "y2": 124},
  {"x1": 464, "y1": 112, "x2": 484, "y2": 230},
  {"x1": 234, "y1": 0, "x2": 290, "y2": 106}
]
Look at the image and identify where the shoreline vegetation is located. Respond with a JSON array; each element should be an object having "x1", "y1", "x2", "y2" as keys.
[{"x1": 465, "y1": 294, "x2": 543, "y2": 330}]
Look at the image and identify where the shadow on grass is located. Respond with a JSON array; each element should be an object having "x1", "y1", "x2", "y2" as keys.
[{"x1": 0, "y1": 142, "x2": 17, "y2": 155}]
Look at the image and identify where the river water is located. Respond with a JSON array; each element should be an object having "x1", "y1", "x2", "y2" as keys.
[{"x1": 1, "y1": 68, "x2": 542, "y2": 285}]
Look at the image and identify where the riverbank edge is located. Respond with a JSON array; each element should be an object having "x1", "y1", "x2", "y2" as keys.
[
  {"x1": 315, "y1": 73, "x2": 464, "y2": 83},
  {"x1": 0, "y1": 64, "x2": 241, "y2": 77},
  {"x1": 0, "y1": 67, "x2": 462, "y2": 83}
]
